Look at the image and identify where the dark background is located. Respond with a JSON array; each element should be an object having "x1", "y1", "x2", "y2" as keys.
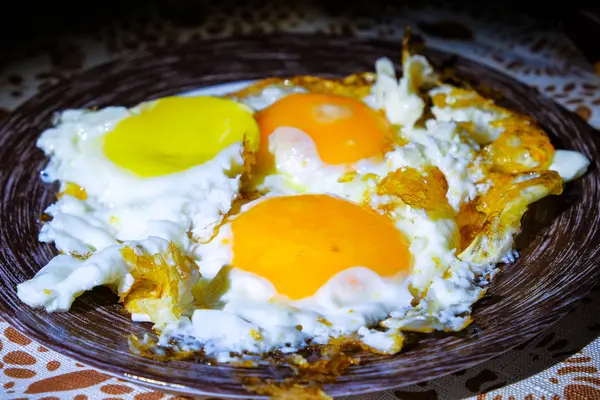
[{"x1": 0, "y1": 1, "x2": 599, "y2": 65}]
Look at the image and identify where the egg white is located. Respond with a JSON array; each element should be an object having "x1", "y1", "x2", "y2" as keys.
[{"x1": 17, "y1": 234, "x2": 195, "y2": 322}]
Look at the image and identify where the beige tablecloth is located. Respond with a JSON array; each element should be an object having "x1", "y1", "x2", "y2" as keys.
[{"x1": 1, "y1": 2, "x2": 599, "y2": 399}]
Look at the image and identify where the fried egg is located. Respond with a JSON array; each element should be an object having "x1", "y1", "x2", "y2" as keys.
[
  {"x1": 18, "y1": 37, "x2": 591, "y2": 369},
  {"x1": 36, "y1": 95, "x2": 259, "y2": 254},
  {"x1": 173, "y1": 193, "x2": 413, "y2": 358}
]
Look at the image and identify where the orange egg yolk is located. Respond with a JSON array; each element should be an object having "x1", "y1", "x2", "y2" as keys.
[
  {"x1": 255, "y1": 93, "x2": 391, "y2": 169},
  {"x1": 231, "y1": 194, "x2": 411, "y2": 300}
]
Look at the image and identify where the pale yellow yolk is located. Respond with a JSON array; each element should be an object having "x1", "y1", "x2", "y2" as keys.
[
  {"x1": 231, "y1": 194, "x2": 411, "y2": 300},
  {"x1": 104, "y1": 96, "x2": 260, "y2": 177}
]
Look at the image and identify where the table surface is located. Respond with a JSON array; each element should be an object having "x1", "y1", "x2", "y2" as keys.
[{"x1": 0, "y1": 2, "x2": 599, "y2": 399}]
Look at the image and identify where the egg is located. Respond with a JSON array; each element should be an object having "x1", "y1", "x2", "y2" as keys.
[
  {"x1": 36, "y1": 95, "x2": 259, "y2": 254},
  {"x1": 18, "y1": 39, "x2": 591, "y2": 369},
  {"x1": 183, "y1": 193, "x2": 413, "y2": 357},
  {"x1": 255, "y1": 92, "x2": 393, "y2": 167}
]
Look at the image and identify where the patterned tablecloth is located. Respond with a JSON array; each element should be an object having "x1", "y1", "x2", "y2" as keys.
[{"x1": 0, "y1": 2, "x2": 599, "y2": 399}]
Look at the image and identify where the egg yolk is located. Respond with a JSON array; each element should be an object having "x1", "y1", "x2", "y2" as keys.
[
  {"x1": 255, "y1": 93, "x2": 391, "y2": 168},
  {"x1": 104, "y1": 96, "x2": 260, "y2": 177},
  {"x1": 231, "y1": 194, "x2": 411, "y2": 300}
]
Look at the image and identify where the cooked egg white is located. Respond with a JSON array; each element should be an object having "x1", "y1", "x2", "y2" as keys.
[
  {"x1": 549, "y1": 150, "x2": 590, "y2": 182},
  {"x1": 17, "y1": 234, "x2": 198, "y2": 327},
  {"x1": 429, "y1": 84, "x2": 509, "y2": 145},
  {"x1": 373, "y1": 55, "x2": 437, "y2": 129}
]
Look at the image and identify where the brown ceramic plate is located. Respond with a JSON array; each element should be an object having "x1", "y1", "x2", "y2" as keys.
[{"x1": 0, "y1": 35, "x2": 599, "y2": 398}]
